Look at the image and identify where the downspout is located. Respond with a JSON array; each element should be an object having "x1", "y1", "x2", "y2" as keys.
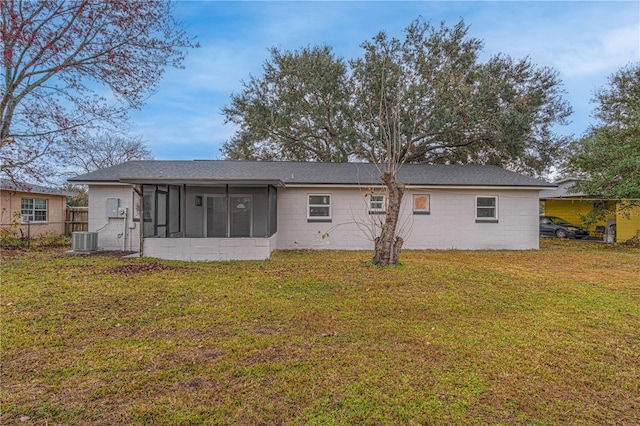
[{"x1": 122, "y1": 207, "x2": 127, "y2": 252}]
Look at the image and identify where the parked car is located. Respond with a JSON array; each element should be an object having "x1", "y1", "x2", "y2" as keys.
[{"x1": 539, "y1": 216, "x2": 589, "y2": 239}]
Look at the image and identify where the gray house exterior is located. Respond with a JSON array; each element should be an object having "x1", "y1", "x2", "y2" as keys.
[{"x1": 68, "y1": 160, "x2": 554, "y2": 261}]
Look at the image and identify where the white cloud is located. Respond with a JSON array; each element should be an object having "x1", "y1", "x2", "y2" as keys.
[
  {"x1": 550, "y1": 24, "x2": 639, "y2": 78},
  {"x1": 471, "y1": 2, "x2": 639, "y2": 76}
]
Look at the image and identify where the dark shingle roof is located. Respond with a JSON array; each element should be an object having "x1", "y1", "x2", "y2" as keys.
[
  {"x1": 1, "y1": 178, "x2": 74, "y2": 196},
  {"x1": 68, "y1": 160, "x2": 554, "y2": 188}
]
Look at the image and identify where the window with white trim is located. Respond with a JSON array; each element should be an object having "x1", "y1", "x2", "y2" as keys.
[
  {"x1": 21, "y1": 198, "x2": 47, "y2": 222},
  {"x1": 476, "y1": 196, "x2": 498, "y2": 222},
  {"x1": 308, "y1": 194, "x2": 331, "y2": 221},
  {"x1": 369, "y1": 194, "x2": 385, "y2": 214},
  {"x1": 413, "y1": 194, "x2": 430, "y2": 215}
]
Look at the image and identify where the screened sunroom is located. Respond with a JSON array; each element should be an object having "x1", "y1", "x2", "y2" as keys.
[{"x1": 128, "y1": 181, "x2": 280, "y2": 261}]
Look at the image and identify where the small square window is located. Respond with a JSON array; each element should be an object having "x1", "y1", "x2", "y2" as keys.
[
  {"x1": 369, "y1": 194, "x2": 385, "y2": 214},
  {"x1": 413, "y1": 194, "x2": 430, "y2": 215},
  {"x1": 476, "y1": 196, "x2": 498, "y2": 222},
  {"x1": 308, "y1": 194, "x2": 331, "y2": 221}
]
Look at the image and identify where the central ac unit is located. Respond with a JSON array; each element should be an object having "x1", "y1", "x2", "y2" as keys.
[{"x1": 72, "y1": 231, "x2": 98, "y2": 252}]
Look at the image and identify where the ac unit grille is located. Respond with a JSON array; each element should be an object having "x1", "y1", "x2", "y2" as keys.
[{"x1": 72, "y1": 232, "x2": 98, "y2": 252}]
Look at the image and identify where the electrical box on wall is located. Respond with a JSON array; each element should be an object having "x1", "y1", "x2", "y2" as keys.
[{"x1": 106, "y1": 198, "x2": 120, "y2": 218}]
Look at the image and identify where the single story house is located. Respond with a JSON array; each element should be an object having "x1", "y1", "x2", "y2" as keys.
[
  {"x1": 1, "y1": 179, "x2": 73, "y2": 238},
  {"x1": 68, "y1": 160, "x2": 555, "y2": 261},
  {"x1": 540, "y1": 177, "x2": 640, "y2": 243}
]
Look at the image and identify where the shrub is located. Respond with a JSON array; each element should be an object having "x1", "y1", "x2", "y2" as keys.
[{"x1": 0, "y1": 212, "x2": 26, "y2": 248}]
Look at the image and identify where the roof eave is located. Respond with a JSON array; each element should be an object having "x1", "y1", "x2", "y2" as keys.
[
  {"x1": 286, "y1": 182, "x2": 555, "y2": 188},
  {"x1": 66, "y1": 179, "x2": 127, "y2": 186},
  {"x1": 118, "y1": 178, "x2": 286, "y2": 187}
]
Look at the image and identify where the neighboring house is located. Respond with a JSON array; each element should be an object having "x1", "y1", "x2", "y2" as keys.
[
  {"x1": 0, "y1": 179, "x2": 73, "y2": 238},
  {"x1": 68, "y1": 160, "x2": 555, "y2": 261},
  {"x1": 540, "y1": 177, "x2": 640, "y2": 242}
]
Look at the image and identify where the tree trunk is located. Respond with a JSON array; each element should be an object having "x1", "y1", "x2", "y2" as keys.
[{"x1": 372, "y1": 170, "x2": 404, "y2": 266}]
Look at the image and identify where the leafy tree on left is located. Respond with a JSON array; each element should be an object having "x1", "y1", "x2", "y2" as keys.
[{"x1": 1, "y1": 0, "x2": 196, "y2": 181}]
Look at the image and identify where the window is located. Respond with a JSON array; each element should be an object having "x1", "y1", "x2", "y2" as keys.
[
  {"x1": 369, "y1": 194, "x2": 385, "y2": 214},
  {"x1": 413, "y1": 194, "x2": 430, "y2": 215},
  {"x1": 476, "y1": 196, "x2": 498, "y2": 222},
  {"x1": 308, "y1": 194, "x2": 331, "y2": 221},
  {"x1": 21, "y1": 198, "x2": 47, "y2": 222}
]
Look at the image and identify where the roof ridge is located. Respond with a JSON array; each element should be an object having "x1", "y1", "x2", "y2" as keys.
[{"x1": 68, "y1": 160, "x2": 554, "y2": 188}]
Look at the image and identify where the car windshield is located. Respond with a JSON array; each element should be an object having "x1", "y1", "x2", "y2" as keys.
[{"x1": 549, "y1": 217, "x2": 573, "y2": 226}]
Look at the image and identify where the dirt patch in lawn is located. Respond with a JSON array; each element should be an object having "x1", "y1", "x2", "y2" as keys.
[{"x1": 104, "y1": 262, "x2": 186, "y2": 274}]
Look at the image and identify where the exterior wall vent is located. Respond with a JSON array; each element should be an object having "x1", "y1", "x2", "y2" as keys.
[{"x1": 72, "y1": 231, "x2": 98, "y2": 252}]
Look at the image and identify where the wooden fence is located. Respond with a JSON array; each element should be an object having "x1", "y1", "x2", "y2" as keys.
[{"x1": 66, "y1": 207, "x2": 88, "y2": 234}]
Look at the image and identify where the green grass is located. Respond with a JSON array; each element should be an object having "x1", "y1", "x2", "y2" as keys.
[{"x1": 1, "y1": 240, "x2": 639, "y2": 425}]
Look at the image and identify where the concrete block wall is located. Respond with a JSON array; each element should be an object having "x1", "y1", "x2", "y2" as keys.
[
  {"x1": 276, "y1": 187, "x2": 541, "y2": 251},
  {"x1": 276, "y1": 188, "x2": 380, "y2": 250},
  {"x1": 144, "y1": 234, "x2": 277, "y2": 261},
  {"x1": 88, "y1": 185, "x2": 140, "y2": 251}
]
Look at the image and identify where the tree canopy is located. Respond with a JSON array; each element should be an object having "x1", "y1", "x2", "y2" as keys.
[
  {"x1": 565, "y1": 62, "x2": 640, "y2": 199},
  {"x1": 1, "y1": 0, "x2": 195, "y2": 181},
  {"x1": 222, "y1": 19, "x2": 572, "y2": 177},
  {"x1": 222, "y1": 45, "x2": 357, "y2": 162}
]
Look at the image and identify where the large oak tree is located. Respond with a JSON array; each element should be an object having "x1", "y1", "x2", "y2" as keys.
[
  {"x1": 223, "y1": 18, "x2": 572, "y2": 266},
  {"x1": 1, "y1": 0, "x2": 195, "y2": 181},
  {"x1": 348, "y1": 20, "x2": 571, "y2": 264},
  {"x1": 223, "y1": 19, "x2": 571, "y2": 173}
]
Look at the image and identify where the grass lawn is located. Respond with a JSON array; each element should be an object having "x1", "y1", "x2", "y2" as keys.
[{"x1": 1, "y1": 240, "x2": 639, "y2": 425}]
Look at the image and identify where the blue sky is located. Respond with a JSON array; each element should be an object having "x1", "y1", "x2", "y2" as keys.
[{"x1": 128, "y1": 1, "x2": 640, "y2": 160}]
